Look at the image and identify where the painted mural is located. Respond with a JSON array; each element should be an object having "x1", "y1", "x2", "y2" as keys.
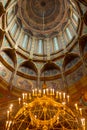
[
  {"x1": 66, "y1": 65, "x2": 84, "y2": 86},
  {"x1": 41, "y1": 69, "x2": 60, "y2": 76},
  {"x1": 0, "y1": 62, "x2": 12, "y2": 82},
  {"x1": 1, "y1": 52, "x2": 14, "y2": 67},
  {"x1": 41, "y1": 78, "x2": 64, "y2": 91},
  {"x1": 15, "y1": 76, "x2": 34, "y2": 91},
  {"x1": 65, "y1": 57, "x2": 80, "y2": 70},
  {"x1": 19, "y1": 67, "x2": 36, "y2": 76}
]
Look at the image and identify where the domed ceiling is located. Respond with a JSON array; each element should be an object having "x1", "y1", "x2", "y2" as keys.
[
  {"x1": 17, "y1": 0, "x2": 70, "y2": 38},
  {"x1": 4, "y1": 0, "x2": 81, "y2": 59}
]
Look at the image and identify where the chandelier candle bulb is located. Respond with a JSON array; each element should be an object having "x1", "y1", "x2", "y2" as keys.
[
  {"x1": 81, "y1": 118, "x2": 85, "y2": 130},
  {"x1": 23, "y1": 102, "x2": 26, "y2": 106},
  {"x1": 18, "y1": 98, "x2": 21, "y2": 104},
  {"x1": 56, "y1": 91, "x2": 59, "y2": 99},
  {"x1": 35, "y1": 115, "x2": 37, "y2": 119},
  {"x1": 7, "y1": 111, "x2": 10, "y2": 119},
  {"x1": 62, "y1": 102, "x2": 66, "y2": 106},
  {"x1": 67, "y1": 95, "x2": 70, "y2": 102},
  {"x1": 8, "y1": 121, "x2": 12, "y2": 128},
  {"x1": 9, "y1": 106, "x2": 12, "y2": 112},
  {"x1": 25, "y1": 93, "x2": 27, "y2": 100},
  {"x1": 79, "y1": 108, "x2": 82, "y2": 116},
  {"x1": 6, "y1": 121, "x2": 9, "y2": 128},
  {"x1": 32, "y1": 89, "x2": 34, "y2": 96},
  {"x1": 59, "y1": 92, "x2": 62, "y2": 100},
  {"x1": 10, "y1": 104, "x2": 13, "y2": 109},
  {"x1": 35, "y1": 89, "x2": 37, "y2": 96},
  {"x1": 57, "y1": 116, "x2": 59, "y2": 121},
  {"x1": 75, "y1": 103, "x2": 78, "y2": 110},
  {"x1": 22, "y1": 93, "x2": 25, "y2": 100},
  {"x1": 38, "y1": 89, "x2": 41, "y2": 96},
  {"x1": 57, "y1": 117, "x2": 59, "y2": 124},
  {"x1": 43, "y1": 89, "x2": 46, "y2": 95}
]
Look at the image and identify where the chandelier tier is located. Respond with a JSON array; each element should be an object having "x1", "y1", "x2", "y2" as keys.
[{"x1": 5, "y1": 88, "x2": 85, "y2": 130}]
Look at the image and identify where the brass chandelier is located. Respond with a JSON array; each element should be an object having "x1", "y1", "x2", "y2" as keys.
[{"x1": 5, "y1": 88, "x2": 85, "y2": 130}]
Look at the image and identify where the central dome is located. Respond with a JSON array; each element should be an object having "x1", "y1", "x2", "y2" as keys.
[
  {"x1": 17, "y1": 0, "x2": 69, "y2": 37},
  {"x1": 30, "y1": 0, "x2": 56, "y2": 17},
  {"x1": 6, "y1": 0, "x2": 81, "y2": 59}
]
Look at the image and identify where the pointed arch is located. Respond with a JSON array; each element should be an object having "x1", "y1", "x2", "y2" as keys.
[
  {"x1": 18, "y1": 60, "x2": 38, "y2": 74},
  {"x1": 41, "y1": 61, "x2": 61, "y2": 77},
  {"x1": 1, "y1": 48, "x2": 17, "y2": 68},
  {"x1": 63, "y1": 52, "x2": 80, "y2": 70}
]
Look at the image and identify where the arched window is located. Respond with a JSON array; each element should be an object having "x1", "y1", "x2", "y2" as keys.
[
  {"x1": 73, "y1": 13, "x2": 78, "y2": 22},
  {"x1": 66, "y1": 27, "x2": 73, "y2": 41},
  {"x1": 10, "y1": 23, "x2": 17, "y2": 36},
  {"x1": 22, "y1": 34, "x2": 29, "y2": 49},
  {"x1": 38, "y1": 40, "x2": 43, "y2": 54},
  {"x1": 53, "y1": 37, "x2": 59, "y2": 51},
  {"x1": 27, "y1": 37, "x2": 32, "y2": 52},
  {"x1": 7, "y1": 8, "x2": 13, "y2": 24},
  {"x1": 4, "y1": 0, "x2": 7, "y2": 7},
  {"x1": 20, "y1": 67, "x2": 36, "y2": 76}
]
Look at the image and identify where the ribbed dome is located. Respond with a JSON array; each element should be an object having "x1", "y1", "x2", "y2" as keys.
[
  {"x1": 16, "y1": 0, "x2": 69, "y2": 37},
  {"x1": 5, "y1": 0, "x2": 81, "y2": 59}
]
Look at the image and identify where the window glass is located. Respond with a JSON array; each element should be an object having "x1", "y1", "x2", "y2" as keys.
[
  {"x1": 22, "y1": 34, "x2": 29, "y2": 49},
  {"x1": 53, "y1": 37, "x2": 59, "y2": 51}
]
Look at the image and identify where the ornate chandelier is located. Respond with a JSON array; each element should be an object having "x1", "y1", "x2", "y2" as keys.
[{"x1": 5, "y1": 88, "x2": 85, "y2": 130}]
